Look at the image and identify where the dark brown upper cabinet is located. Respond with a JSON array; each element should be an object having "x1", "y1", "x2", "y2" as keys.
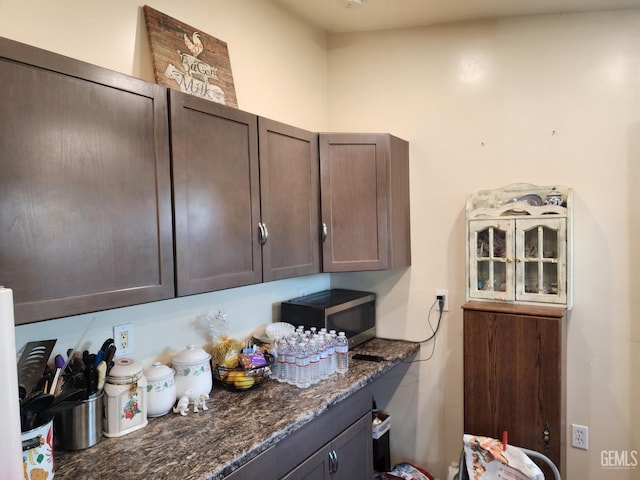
[
  {"x1": 258, "y1": 118, "x2": 320, "y2": 281},
  {"x1": 170, "y1": 89, "x2": 262, "y2": 295},
  {"x1": 170, "y1": 90, "x2": 321, "y2": 295},
  {"x1": 1, "y1": 37, "x2": 413, "y2": 323},
  {"x1": 319, "y1": 133, "x2": 411, "y2": 272},
  {"x1": 0, "y1": 38, "x2": 175, "y2": 324}
]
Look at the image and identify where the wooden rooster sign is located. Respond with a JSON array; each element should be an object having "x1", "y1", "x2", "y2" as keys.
[{"x1": 143, "y1": 5, "x2": 238, "y2": 108}]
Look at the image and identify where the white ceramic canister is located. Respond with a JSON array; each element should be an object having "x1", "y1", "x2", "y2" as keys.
[
  {"x1": 144, "y1": 362, "x2": 176, "y2": 417},
  {"x1": 103, "y1": 358, "x2": 148, "y2": 437},
  {"x1": 171, "y1": 344, "x2": 212, "y2": 403}
]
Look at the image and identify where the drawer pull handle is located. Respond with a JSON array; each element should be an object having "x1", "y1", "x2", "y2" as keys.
[{"x1": 328, "y1": 449, "x2": 338, "y2": 473}]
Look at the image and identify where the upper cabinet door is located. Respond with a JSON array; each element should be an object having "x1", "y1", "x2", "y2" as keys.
[
  {"x1": 467, "y1": 219, "x2": 516, "y2": 302},
  {"x1": 319, "y1": 133, "x2": 411, "y2": 272},
  {"x1": 258, "y1": 118, "x2": 320, "y2": 281},
  {"x1": 170, "y1": 89, "x2": 261, "y2": 295},
  {"x1": 0, "y1": 38, "x2": 174, "y2": 324},
  {"x1": 515, "y1": 218, "x2": 567, "y2": 306}
]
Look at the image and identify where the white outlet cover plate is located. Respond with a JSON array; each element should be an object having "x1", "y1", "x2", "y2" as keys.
[
  {"x1": 571, "y1": 424, "x2": 589, "y2": 450},
  {"x1": 435, "y1": 289, "x2": 449, "y2": 311},
  {"x1": 113, "y1": 323, "x2": 134, "y2": 357}
]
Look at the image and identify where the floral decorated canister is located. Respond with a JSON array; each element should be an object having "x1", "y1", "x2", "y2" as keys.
[
  {"x1": 144, "y1": 362, "x2": 176, "y2": 417},
  {"x1": 171, "y1": 344, "x2": 212, "y2": 403},
  {"x1": 104, "y1": 358, "x2": 148, "y2": 437},
  {"x1": 22, "y1": 418, "x2": 54, "y2": 480}
]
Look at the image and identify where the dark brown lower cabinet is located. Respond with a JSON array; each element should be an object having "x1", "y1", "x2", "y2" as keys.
[
  {"x1": 282, "y1": 413, "x2": 372, "y2": 480},
  {"x1": 463, "y1": 302, "x2": 566, "y2": 479},
  {"x1": 224, "y1": 386, "x2": 373, "y2": 480}
]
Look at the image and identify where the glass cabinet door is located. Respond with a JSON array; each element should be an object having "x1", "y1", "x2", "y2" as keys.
[
  {"x1": 468, "y1": 219, "x2": 514, "y2": 302},
  {"x1": 515, "y1": 218, "x2": 567, "y2": 304}
]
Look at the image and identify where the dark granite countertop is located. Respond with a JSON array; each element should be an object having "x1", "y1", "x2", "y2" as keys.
[{"x1": 53, "y1": 338, "x2": 419, "y2": 480}]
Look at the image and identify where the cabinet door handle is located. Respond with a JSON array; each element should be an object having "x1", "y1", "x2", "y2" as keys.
[
  {"x1": 506, "y1": 258, "x2": 513, "y2": 263},
  {"x1": 543, "y1": 422, "x2": 551, "y2": 452},
  {"x1": 322, "y1": 222, "x2": 328, "y2": 242},
  {"x1": 328, "y1": 449, "x2": 338, "y2": 473},
  {"x1": 257, "y1": 222, "x2": 269, "y2": 245}
]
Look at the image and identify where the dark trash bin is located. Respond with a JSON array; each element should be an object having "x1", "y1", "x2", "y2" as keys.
[{"x1": 372, "y1": 408, "x2": 390, "y2": 472}]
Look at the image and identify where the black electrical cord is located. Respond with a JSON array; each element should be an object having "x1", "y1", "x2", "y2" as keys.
[
  {"x1": 377, "y1": 296, "x2": 445, "y2": 362},
  {"x1": 409, "y1": 296, "x2": 444, "y2": 361},
  {"x1": 415, "y1": 296, "x2": 444, "y2": 344}
]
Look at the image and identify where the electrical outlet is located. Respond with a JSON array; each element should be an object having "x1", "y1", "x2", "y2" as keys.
[
  {"x1": 435, "y1": 289, "x2": 449, "y2": 311},
  {"x1": 571, "y1": 424, "x2": 589, "y2": 450},
  {"x1": 113, "y1": 323, "x2": 134, "y2": 357}
]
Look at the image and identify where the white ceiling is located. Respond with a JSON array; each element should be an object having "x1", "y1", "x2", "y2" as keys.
[{"x1": 272, "y1": 0, "x2": 640, "y2": 33}]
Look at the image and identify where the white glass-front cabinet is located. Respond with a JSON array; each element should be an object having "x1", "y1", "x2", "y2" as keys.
[{"x1": 466, "y1": 184, "x2": 572, "y2": 309}]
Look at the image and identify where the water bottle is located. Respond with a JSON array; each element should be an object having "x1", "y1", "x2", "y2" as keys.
[
  {"x1": 308, "y1": 339, "x2": 320, "y2": 384},
  {"x1": 295, "y1": 342, "x2": 310, "y2": 388},
  {"x1": 318, "y1": 333, "x2": 329, "y2": 380},
  {"x1": 335, "y1": 332, "x2": 349, "y2": 374},
  {"x1": 284, "y1": 339, "x2": 297, "y2": 384},
  {"x1": 271, "y1": 338, "x2": 280, "y2": 380},
  {"x1": 275, "y1": 338, "x2": 287, "y2": 382},
  {"x1": 328, "y1": 330, "x2": 337, "y2": 376}
]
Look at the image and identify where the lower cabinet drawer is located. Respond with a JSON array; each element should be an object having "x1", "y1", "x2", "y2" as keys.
[{"x1": 223, "y1": 446, "x2": 277, "y2": 480}]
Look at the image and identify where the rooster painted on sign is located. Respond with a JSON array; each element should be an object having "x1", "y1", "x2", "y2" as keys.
[{"x1": 184, "y1": 32, "x2": 203, "y2": 58}]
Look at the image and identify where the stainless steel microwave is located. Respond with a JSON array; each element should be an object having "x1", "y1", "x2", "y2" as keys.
[{"x1": 280, "y1": 289, "x2": 376, "y2": 349}]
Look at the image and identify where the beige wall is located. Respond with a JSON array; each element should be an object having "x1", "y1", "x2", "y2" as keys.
[
  {"x1": 0, "y1": 0, "x2": 328, "y2": 131},
  {"x1": 3, "y1": 1, "x2": 639, "y2": 479},
  {"x1": 329, "y1": 10, "x2": 640, "y2": 479}
]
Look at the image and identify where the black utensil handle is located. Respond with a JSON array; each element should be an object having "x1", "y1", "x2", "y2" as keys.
[
  {"x1": 100, "y1": 338, "x2": 115, "y2": 353},
  {"x1": 21, "y1": 436, "x2": 42, "y2": 451}
]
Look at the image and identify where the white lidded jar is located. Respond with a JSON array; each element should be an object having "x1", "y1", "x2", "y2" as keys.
[
  {"x1": 171, "y1": 344, "x2": 212, "y2": 403},
  {"x1": 104, "y1": 357, "x2": 148, "y2": 437},
  {"x1": 144, "y1": 362, "x2": 176, "y2": 417}
]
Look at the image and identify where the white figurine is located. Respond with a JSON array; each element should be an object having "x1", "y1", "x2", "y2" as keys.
[
  {"x1": 173, "y1": 390, "x2": 192, "y2": 416},
  {"x1": 193, "y1": 393, "x2": 209, "y2": 413}
]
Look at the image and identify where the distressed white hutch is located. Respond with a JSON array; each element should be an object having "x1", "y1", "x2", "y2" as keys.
[{"x1": 465, "y1": 183, "x2": 573, "y2": 309}]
